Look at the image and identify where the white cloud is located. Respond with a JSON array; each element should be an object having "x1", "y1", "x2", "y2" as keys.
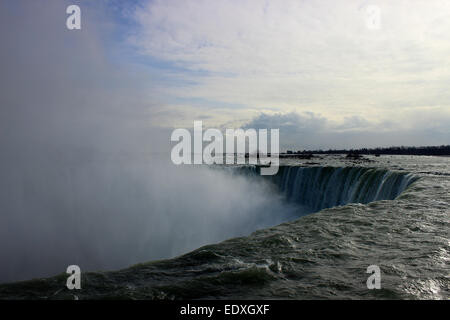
[
  {"x1": 241, "y1": 110, "x2": 450, "y2": 150},
  {"x1": 132, "y1": 0, "x2": 450, "y2": 140}
]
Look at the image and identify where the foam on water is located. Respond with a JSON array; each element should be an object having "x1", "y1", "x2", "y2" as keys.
[{"x1": 0, "y1": 155, "x2": 448, "y2": 299}]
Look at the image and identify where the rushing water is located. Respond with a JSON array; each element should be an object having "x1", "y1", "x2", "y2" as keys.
[
  {"x1": 241, "y1": 166, "x2": 418, "y2": 212},
  {"x1": 0, "y1": 155, "x2": 449, "y2": 299}
]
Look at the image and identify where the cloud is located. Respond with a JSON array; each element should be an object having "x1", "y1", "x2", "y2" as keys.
[
  {"x1": 130, "y1": 0, "x2": 450, "y2": 144},
  {"x1": 336, "y1": 115, "x2": 371, "y2": 131},
  {"x1": 244, "y1": 111, "x2": 327, "y2": 133},
  {"x1": 241, "y1": 110, "x2": 450, "y2": 150}
]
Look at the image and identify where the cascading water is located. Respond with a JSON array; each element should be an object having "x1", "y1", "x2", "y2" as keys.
[
  {"x1": 237, "y1": 166, "x2": 419, "y2": 213},
  {"x1": 2, "y1": 158, "x2": 449, "y2": 300}
]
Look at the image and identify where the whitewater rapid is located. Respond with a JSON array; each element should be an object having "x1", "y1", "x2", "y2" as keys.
[{"x1": 0, "y1": 155, "x2": 448, "y2": 299}]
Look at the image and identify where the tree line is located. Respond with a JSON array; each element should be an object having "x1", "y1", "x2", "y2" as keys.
[{"x1": 290, "y1": 145, "x2": 450, "y2": 156}]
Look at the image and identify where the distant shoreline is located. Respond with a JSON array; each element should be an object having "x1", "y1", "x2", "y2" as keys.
[{"x1": 283, "y1": 145, "x2": 450, "y2": 157}]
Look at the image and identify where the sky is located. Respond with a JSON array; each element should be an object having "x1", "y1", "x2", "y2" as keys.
[{"x1": 1, "y1": 0, "x2": 450, "y2": 150}]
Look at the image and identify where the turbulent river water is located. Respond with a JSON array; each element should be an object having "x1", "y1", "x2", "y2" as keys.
[{"x1": 0, "y1": 155, "x2": 449, "y2": 299}]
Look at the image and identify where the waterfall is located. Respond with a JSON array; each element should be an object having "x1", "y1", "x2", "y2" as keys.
[{"x1": 235, "y1": 166, "x2": 418, "y2": 212}]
